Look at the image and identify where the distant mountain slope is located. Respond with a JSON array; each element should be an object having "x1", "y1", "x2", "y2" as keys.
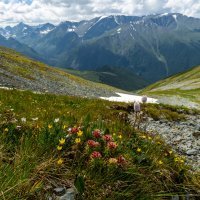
[
  {"x1": 1, "y1": 13, "x2": 200, "y2": 83},
  {"x1": 140, "y1": 65, "x2": 200, "y2": 109},
  {"x1": 66, "y1": 65, "x2": 149, "y2": 91},
  {"x1": 0, "y1": 46, "x2": 121, "y2": 97},
  {"x1": 0, "y1": 35, "x2": 44, "y2": 62}
]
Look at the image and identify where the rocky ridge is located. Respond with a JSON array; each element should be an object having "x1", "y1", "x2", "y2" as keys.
[{"x1": 129, "y1": 112, "x2": 200, "y2": 171}]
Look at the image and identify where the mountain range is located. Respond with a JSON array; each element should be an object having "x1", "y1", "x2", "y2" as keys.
[{"x1": 0, "y1": 13, "x2": 200, "y2": 85}]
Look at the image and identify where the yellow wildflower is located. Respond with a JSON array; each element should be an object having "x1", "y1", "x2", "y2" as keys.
[
  {"x1": 174, "y1": 158, "x2": 179, "y2": 162},
  {"x1": 75, "y1": 138, "x2": 81, "y2": 144},
  {"x1": 108, "y1": 158, "x2": 118, "y2": 164},
  {"x1": 57, "y1": 146, "x2": 62, "y2": 151},
  {"x1": 140, "y1": 135, "x2": 146, "y2": 139},
  {"x1": 137, "y1": 148, "x2": 141, "y2": 153},
  {"x1": 180, "y1": 159, "x2": 184, "y2": 163},
  {"x1": 158, "y1": 160, "x2": 163, "y2": 165},
  {"x1": 118, "y1": 135, "x2": 122, "y2": 139},
  {"x1": 113, "y1": 133, "x2": 116, "y2": 136},
  {"x1": 48, "y1": 124, "x2": 53, "y2": 129},
  {"x1": 63, "y1": 125, "x2": 67, "y2": 129},
  {"x1": 168, "y1": 150, "x2": 173, "y2": 155},
  {"x1": 57, "y1": 158, "x2": 64, "y2": 165},
  {"x1": 148, "y1": 136, "x2": 152, "y2": 140},
  {"x1": 4, "y1": 128, "x2": 8, "y2": 132},
  {"x1": 157, "y1": 141, "x2": 162, "y2": 145},
  {"x1": 59, "y1": 138, "x2": 65, "y2": 145},
  {"x1": 77, "y1": 130, "x2": 83, "y2": 137}
]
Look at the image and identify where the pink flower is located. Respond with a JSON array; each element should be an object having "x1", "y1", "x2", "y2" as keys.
[
  {"x1": 134, "y1": 102, "x2": 141, "y2": 112},
  {"x1": 70, "y1": 127, "x2": 78, "y2": 134},
  {"x1": 91, "y1": 151, "x2": 102, "y2": 159},
  {"x1": 87, "y1": 140, "x2": 100, "y2": 148},
  {"x1": 107, "y1": 142, "x2": 118, "y2": 149},
  {"x1": 117, "y1": 155, "x2": 126, "y2": 164},
  {"x1": 141, "y1": 96, "x2": 147, "y2": 103},
  {"x1": 92, "y1": 129, "x2": 101, "y2": 138},
  {"x1": 103, "y1": 135, "x2": 113, "y2": 142}
]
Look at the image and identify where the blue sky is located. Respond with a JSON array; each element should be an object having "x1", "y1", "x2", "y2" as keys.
[{"x1": 0, "y1": 0, "x2": 200, "y2": 26}]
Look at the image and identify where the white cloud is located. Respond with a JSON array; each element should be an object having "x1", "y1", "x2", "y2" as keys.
[{"x1": 0, "y1": 0, "x2": 200, "y2": 26}]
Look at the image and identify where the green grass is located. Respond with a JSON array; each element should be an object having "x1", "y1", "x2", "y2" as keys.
[
  {"x1": 0, "y1": 89, "x2": 199, "y2": 199},
  {"x1": 140, "y1": 65, "x2": 200, "y2": 107},
  {"x1": 141, "y1": 66, "x2": 200, "y2": 92}
]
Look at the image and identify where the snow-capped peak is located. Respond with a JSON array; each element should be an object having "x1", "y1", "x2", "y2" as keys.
[
  {"x1": 172, "y1": 14, "x2": 177, "y2": 22},
  {"x1": 40, "y1": 27, "x2": 55, "y2": 35}
]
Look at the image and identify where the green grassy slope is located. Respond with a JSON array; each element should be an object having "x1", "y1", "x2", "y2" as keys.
[
  {"x1": 140, "y1": 65, "x2": 200, "y2": 109},
  {"x1": 0, "y1": 46, "x2": 122, "y2": 97},
  {"x1": 0, "y1": 89, "x2": 199, "y2": 199},
  {"x1": 65, "y1": 65, "x2": 149, "y2": 91}
]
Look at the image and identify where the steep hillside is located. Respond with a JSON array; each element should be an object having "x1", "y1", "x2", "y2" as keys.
[
  {"x1": 0, "y1": 46, "x2": 120, "y2": 97},
  {"x1": 140, "y1": 65, "x2": 200, "y2": 109},
  {"x1": 65, "y1": 65, "x2": 149, "y2": 91}
]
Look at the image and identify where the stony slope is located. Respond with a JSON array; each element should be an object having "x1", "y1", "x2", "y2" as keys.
[
  {"x1": 0, "y1": 46, "x2": 121, "y2": 97},
  {"x1": 140, "y1": 65, "x2": 200, "y2": 109}
]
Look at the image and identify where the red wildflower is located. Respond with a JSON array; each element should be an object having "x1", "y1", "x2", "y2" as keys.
[
  {"x1": 92, "y1": 129, "x2": 101, "y2": 138},
  {"x1": 91, "y1": 151, "x2": 102, "y2": 159},
  {"x1": 107, "y1": 142, "x2": 117, "y2": 149},
  {"x1": 103, "y1": 135, "x2": 113, "y2": 142},
  {"x1": 87, "y1": 140, "x2": 100, "y2": 148},
  {"x1": 70, "y1": 127, "x2": 78, "y2": 134},
  {"x1": 117, "y1": 155, "x2": 126, "y2": 164}
]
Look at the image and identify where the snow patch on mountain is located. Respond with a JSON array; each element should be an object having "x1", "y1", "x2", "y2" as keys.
[
  {"x1": 117, "y1": 28, "x2": 121, "y2": 33},
  {"x1": 100, "y1": 92, "x2": 158, "y2": 103},
  {"x1": 173, "y1": 14, "x2": 177, "y2": 22},
  {"x1": 67, "y1": 28, "x2": 75, "y2": 32},
  {"x1": 40, "y1": 28, "x2": 54, "y2": 34},
  {"x1": 114, "y1": 16, "x2": 120, "y2": 25},
  {"x1": 159, "y1": 13, "x2": 169, "y2": 17}
]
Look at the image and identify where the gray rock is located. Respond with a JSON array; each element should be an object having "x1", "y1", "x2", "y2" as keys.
[
  {"x1": 193, "y1": 131, "x2": 200, "y2": 138},
  {"x1": 53, "y1": 187, "x2": 66, "y2": 196},
  {"x1": 189, "y1": 122, "x2": 195, "y2": 126},
  {"x1": 128, "y1": 112, "x2": 200, "y2": 171},
  {"x1": 186, "y1": 149, "x2": 198, "y2": 155},
  {"x1": 59, "y1": 188, "x2": 77, "y2": 200},
  {"x1": 171, "y1": 195, "x2": 179, "y2": 200}
]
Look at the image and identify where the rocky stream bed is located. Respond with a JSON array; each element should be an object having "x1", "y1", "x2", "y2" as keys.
[{"x1": 128, "y1": 113, "x2": 200, "y2": 171}]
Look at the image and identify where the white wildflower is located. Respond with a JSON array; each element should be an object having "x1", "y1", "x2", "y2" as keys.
[
  {"x1": 54, "y1": 118, "x2": 59, "y2": 123},
  {"x1": 32, "y1": 117, "x2": 38, "y2": 121},
  {"x1": 21, "y1": 117, "x2": 26, "y2": 122}
]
